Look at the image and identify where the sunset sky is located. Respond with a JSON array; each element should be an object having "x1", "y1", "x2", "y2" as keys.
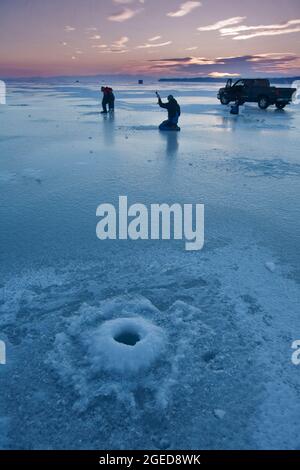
[{"x1": 0, "y1": 0, "x2": 300, "y2": 77}]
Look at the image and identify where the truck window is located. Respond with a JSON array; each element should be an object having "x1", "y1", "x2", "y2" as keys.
[{"x1": 233, "y1": 80, "x2": 244, "y2": 87}]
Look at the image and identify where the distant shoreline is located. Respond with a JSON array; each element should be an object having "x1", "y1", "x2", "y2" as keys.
[
  {"x1": 159, "y1": 76, "x2": 300, "y2": 84},
  {"x1": 2, "y1": 75, "x2": 300, "y2": 84}
]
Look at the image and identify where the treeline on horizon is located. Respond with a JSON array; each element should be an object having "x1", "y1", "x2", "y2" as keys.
[{"x1": 3, "y1": 75, "x2": 300, "y2": 84}]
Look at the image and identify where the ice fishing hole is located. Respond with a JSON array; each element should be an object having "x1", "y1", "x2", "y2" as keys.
[{"x1": 114, "y1": 330, "x2": 141, "y2": 346}]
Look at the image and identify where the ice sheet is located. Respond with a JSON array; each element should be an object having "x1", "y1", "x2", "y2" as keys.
[{"x1": 0, "y1": 79, "x2": 300, "y2": 449}]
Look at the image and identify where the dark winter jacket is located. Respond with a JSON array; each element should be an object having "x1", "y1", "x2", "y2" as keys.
[
  {"x1": 102, "y1": 87, "x2": 115, "y2": 103},
  {"x1": 158, "y1": 97, "x2": 181, "y2": 122}
]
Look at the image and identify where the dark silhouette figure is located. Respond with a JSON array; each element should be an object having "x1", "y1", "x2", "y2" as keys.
[
  {"x1": 156, "y1": 92, "x2": 181, "y2": 131},
  {"x1": 101, "y1": 86, "x2": 115, "y2": 114},
  {"x1": 230, "y1": 99, "x2": 240, "y2": 115}
]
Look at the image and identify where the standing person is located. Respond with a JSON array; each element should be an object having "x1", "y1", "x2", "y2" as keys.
[
  {"x1": 156, "y1": 92, "x2": 181, "y2": 131},
  {"x1": 230, "y1": 98, "x2": 240, "y2": 115},
  {"x1": 101, "y1": 86, "x2": 115, "y2": 114}
]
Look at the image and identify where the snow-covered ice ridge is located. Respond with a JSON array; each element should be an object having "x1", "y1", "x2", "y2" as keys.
[{"x1": 0, "y1": 79, "x2": 299, "y2": 450}]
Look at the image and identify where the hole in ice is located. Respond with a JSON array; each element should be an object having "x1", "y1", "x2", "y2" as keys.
[
  {"x1": 86, "y1": 317, "x2": 166, "y2": 374},
  {"x1": 114, "y1": 330, "x2": 141, "y2": 346}
]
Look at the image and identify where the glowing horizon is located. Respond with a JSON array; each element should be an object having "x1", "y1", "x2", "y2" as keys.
[{"x1": 0, "y1": 0, "x2": 300, "y2": 78}]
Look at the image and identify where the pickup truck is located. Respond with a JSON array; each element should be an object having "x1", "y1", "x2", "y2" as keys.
[{"x1": 217, "y1": 78, "x2": 296, "y2": 110}]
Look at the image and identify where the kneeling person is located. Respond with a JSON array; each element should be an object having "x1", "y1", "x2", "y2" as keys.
[{"x1": 156, "y1": 92, "x2": 181, "y2": 131}]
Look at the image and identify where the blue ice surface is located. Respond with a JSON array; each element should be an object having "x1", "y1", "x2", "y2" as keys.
[{"x1": 0, "y1": 78, "x2": 300, "y2": 450}]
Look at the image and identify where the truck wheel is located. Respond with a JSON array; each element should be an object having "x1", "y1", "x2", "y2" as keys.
[
  {"x1": 276, "y1": 102, "x2": 287, "y2": 110},
  {"x1": 220, "y1": 96, "x2": 230, "y2": 105},
  {"x1": 258, "y1": 96, "x2": 269, "y2": 110}
]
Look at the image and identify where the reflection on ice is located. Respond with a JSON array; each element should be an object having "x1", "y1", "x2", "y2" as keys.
[
  {"x1": 159, "y1": 131, "x2": 179, "y2": 158},
  {"x1": 102, "y1": 112, "x2": 115, "y2": 146}
]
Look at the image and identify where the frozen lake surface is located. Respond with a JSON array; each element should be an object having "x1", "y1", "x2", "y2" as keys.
[{"x1": 0, "y1": 79, "x2": 300, "y2": 449}]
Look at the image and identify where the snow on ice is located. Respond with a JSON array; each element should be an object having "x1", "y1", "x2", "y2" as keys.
[{"x1": 47, "y1": 295, "x2": 214, "y2": 413}]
